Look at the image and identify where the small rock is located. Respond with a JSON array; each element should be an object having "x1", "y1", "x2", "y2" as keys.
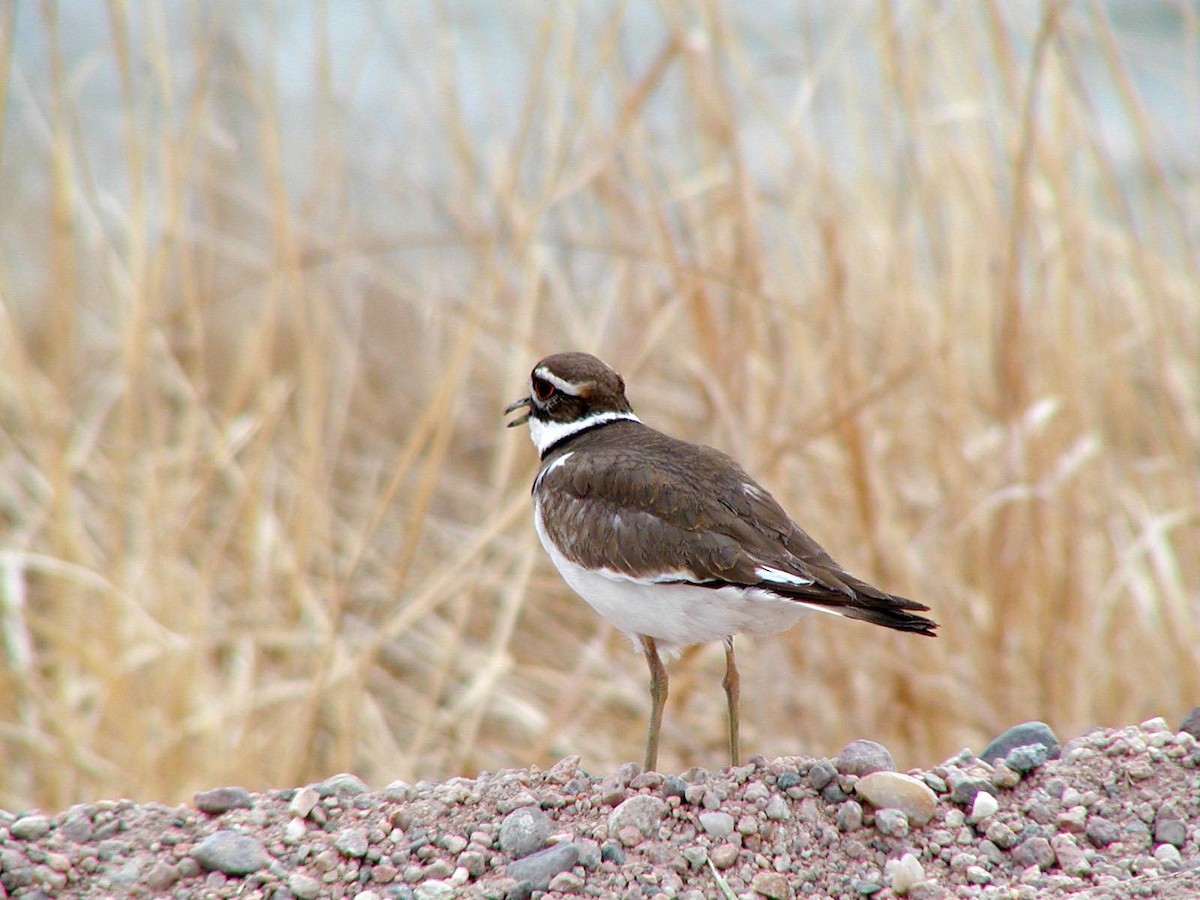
[
  {"x1": 1051, "y1": 833, "x2": 1090, "y2": 876},
  {"x1": 1178, "y1": 706, "x2": 1200, "y2": 738},
  {"x1": 191, "y1": 830, "x2": 269, "y2": 875},
  {"x1": 886, "y1": 853, "x2": 925, "y2": 895},
  {"x1": 505, "y1": 843, "x2": 580, "y2": 891},
  {"x1": 289, "y1": 872, "x2": 322, "y2": 900},
  {"x1": 415, "y1": 881, "x2": 456, "y2": 900},
  {"x1": 979, "y1": 721, "x2": 1060, "y2": 765},
  {"x1": 764, "y1": 795, "x2": 790, "y2": 821},
  {"x1": 836, "y1": 800, "x2": 863, "y2": 832},
  {"x1": 985, "y1": 820, "x2": 1018, "y2": 849},
  {"x1": 10, "y1": 815, "x2": 51, "y2": 841},
  {"x1": 607, "y1": 795, "x2": 666, "y2": 839},
  {"x1": 1154, "y1": 817, "x2": 1187, "y2": 848},
  {"x1": 313, "y1": 773, "x2": 369, "y2": 797},
  {"x1": 1154, "y1": 843, "x2": 1183, "y2": 869},
  {"x1": 836, "y1": 740, "x2": 895, "y2": 776},
  {"x1": 548, "y1": 870, "x2": 584, "y2": 892},
  {"x1": 144, "y1": 861, "x2": 180, "y2": 891},
  {"x1": 874, "y1": 808, "x2": 909, "y2": 837},
  {"x1": 854, "y1": 772, "x2": 937, "y2": 825},
  {"x1": 969, "y1": 791, "x2": 998, "y2": 823},
  {"x1": 699, "y1": 811, "x2": 735, "y2": 839},
  {"x1": 600, "y1": 842, "x2": 624, "y2": 864},
  {"x1": 288, "y1": 787, "x2": 320, "y2": 818},
  {"x1": 662, "y1": 775, "x2": 688, "y2": 799},
  {"x1": 709, "y1": 843, "x2": 739, "y2": 869},
  {"x1": 1085, "y1": 816, "x2": 1121, "y2": 847},
  {"x1": 1011, "y1": 835, "x2": 1055, "y2": 871},
  {"x1": 498, "y1": 807, "x2": 551, "y2": 860},
  {"x1": 808, "y1": 759, "x2": 838, "y2": 791},
  {"x1": 334, "y1": 828, "x2": 369, "y2": 858},
  {"x1": 751, "y1": 869, "x2": 789, "y2": 899},
  {"x1": 1006, "y1": 745, "x2": 1051, "y2": 773},
  {"x1": 965, "y1": 865, "x2": 992, "y2": 884},
  {"x1": 616, "y1": 824, "x2": 643, "y2": 847},
  {"x1": 194, "y1": 787, "x2": 253, "y2": 814},
  {"x1": 946, "y1": 770, "x2": 993, "y2": 806}
]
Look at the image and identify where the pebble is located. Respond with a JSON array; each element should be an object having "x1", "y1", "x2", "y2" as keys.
[
  {"x1": 1154, "y1": 843, "x2": 1183, "y2": 869},
  {"x1": 979, "y1": 721, "x2": 1061, "y2": 765},
  {"x1": 334, "y1": 827, "x2": 368, "y2": 857},
  {"x1": 698, "y1": 811, "x2": 735, "y2": 839},
  {"x1": 288, "y1": 786, "x2": 320, "y2": 818},
  {"x1": 835, "y1": 739, "x2": 895, "y2": 776},
  {"x1": 505, "y1": 842, "x2": 580, "y2": 891},
  {"x1": 750, "y1": 870, "x2": 789, "y2": 899},
  {"x1": 968, "y1": 791, "x2": 998, "y2": 823},
  {"x1": 836, "y1": 800, "x2": 863, "y2": 832},
  {"x1": 193, "y1": 786, "x2": 253, "y2": 814},
  {"x1": 853, "y1": 771, "x2": 937, "y2": 825},
  {"x1": 10, "y1": 815, "x2": 51, "y2": 841},
  {"x1": 764, "y1": 795, "x2": 790, "y2": 821},
  {"x1": 313, "y1": 773, "x2": 369, "y2": 797},
  {"x1": 709, "y1": 842, "x2": 739, "y2": 868},
  {"x1": 808, "y1": 758, "x2": 838, "y2": 790},
  {"x1": 190, "y1": 830, "x2": 269, "y2": 875},
  {"x1": 874, "y1": 808, "x2": 909, "y2": 837},
  {"x1": 289, "y1": 872, "x2": 322, "y2": 899},
  {"x1": 1051, "y1": 833, "x2": 1090, "y2": 876},
  {"x1": 1179, "y1": 705, "x2": 1200, "y2": 738},
  {"x1": 1011, "y1": 835, "x2": 1055, "y2": 870},
  {"x1": 498, "y1": 806, "x2": 551, "y2": 859},
  {"x1": 1005, "y1": 744, "x2": 1051, "y2": 772},
  {"x1": 607, "y1": 794, "x2": 666, "y2": 839},
  {"x1": 886, "y1": 853, "x2": 925, "y2": 894}
]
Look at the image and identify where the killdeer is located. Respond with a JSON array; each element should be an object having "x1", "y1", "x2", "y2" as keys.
[{"x1": 506, "y1": 352, "x2": 937, "y2": 770}]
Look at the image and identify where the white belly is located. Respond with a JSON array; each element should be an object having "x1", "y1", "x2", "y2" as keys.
[{"x1": 534, "y1": 500, "x2": 807, "y2": 652}]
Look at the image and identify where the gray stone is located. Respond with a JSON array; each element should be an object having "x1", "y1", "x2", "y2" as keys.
[
  {"x1": 607, "y1": 794, "x2": 666, "y2": 839},
  {"x1": 808, "y1": 759, "x2": 838, "y2": 791},
  {"x1": 874, "y1": 808, "x2": 909, "y2": 837},
  {"x1": 334, "y1": 828, "x2": 369, "y2": 858},
  {"x1": 1051, "y1": 833, "x2": 1090, "y2": 876},
  {"x1": 1179, "y1": 706, "x2": 1200, "y2": 739},
  {"x1": 313, "y1": 773, "x2": 370, "y2": 798},
  {"x1": 498, "y1": 806, "x2": 551, "y2": 860},
  {"x1": 191, "y1": 830, "x2": 270, "y2": 875},
  {"x1": 1155, "y1": 817, "x2": 1187, "y2": 848},
  {"x1": 194, "y1": 786, "x2": 253, "y2": 814},
  {"x1": 1006, "y1": 744, "x2": 1051, "y2": 773},
  {"x1": 1085, "y1": 816, "x2": 1121, "y2": 847},
  {"x1": 289, "y1": 872, "x2": 322, "y2": 900},
  {"x1": 10, "y1": 815, "x2": 51, "y2": 841},
  {"x1": 764, "y1": 795, "x2": 790, "y2": 821},
  {"x1": 698, "y1": 811, "x2": 735, "y2": 839},
  {"x1": 1011, "y1": 835, "x2": 1055, "y2": 870},
  {"x1": 836, "y1": 740, "x2": 895, "y2": 776},
  {"x1": 506, "y1": 842, "x2": 580, "y2": 891},
  {"x1": 979, "y1": 722, "x2": 1060, "y2": 766},
  {"x1": 836, "y1": 800, "x2": 863, "y2": 831}
]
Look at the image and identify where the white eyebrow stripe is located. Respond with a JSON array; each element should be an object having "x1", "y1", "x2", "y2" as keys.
[{"x1": 534, "y1": 366, "x2": 591, "y2": 396}]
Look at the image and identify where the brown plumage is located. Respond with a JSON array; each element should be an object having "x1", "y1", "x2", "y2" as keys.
[{"x1": 507, "y1": 352, "x2": 937, "y2": 770}]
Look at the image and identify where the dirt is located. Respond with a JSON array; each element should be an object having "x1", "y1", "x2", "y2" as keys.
[{"x1": 1, "y1": 718, "x2": 1198, "y2": 899}]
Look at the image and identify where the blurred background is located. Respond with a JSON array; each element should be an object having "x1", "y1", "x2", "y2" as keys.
[{"x1": 1, "y1": 1, "x2": 1198, "y2": 812}]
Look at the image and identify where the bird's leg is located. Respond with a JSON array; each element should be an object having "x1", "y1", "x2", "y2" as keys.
[
  {"x1": 723, "y1": 636, "x2": 741, "y2": 766},
  {"x1": 639, "y1": 635, "x2": 668, "y2": 771}
]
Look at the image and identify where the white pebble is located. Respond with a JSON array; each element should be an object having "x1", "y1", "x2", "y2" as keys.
[{"x1": 969, "y1": 792, "x2": 999, "y2": 823}]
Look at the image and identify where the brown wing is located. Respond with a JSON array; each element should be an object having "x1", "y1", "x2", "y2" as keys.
[{"x1": 536, "y1": 422, "x2": 937, "y2": 636}]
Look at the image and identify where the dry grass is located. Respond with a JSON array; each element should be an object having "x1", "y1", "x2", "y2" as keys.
[{"x1": 1, "y1": 2, "x2": 1198, "y2": 810}]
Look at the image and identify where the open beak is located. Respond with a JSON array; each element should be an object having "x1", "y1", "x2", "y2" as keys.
[{"x1": 504, "y1": 395, "x2": 532, "y2": 427}]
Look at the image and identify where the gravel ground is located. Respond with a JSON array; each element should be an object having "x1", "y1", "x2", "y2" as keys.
[{"x1": 2, "y1": 715, "x2": 1199, "y2": 899}]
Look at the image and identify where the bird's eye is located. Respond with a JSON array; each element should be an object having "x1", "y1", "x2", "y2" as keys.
[{"x1": 533, "y1": 377, "x2": 555, "y2": 402}]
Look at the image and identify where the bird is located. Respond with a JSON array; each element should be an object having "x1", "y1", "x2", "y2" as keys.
[{"x1": 505, "y1": 351, "x2": 937, "y2": 771}]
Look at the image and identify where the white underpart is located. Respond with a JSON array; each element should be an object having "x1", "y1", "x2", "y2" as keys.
[
  {"x1": 534, "y1": 499, "x2": 832, "y2": 654},
  {"x1": 533, "y1": 451, "x2": 573, "y2": 492},
  {"x1": 528, "y1": 410, "x2": 641, "y2": 456},
  {"x1": 754, "y1": 565, "x2": 813, "y2": 587}
]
